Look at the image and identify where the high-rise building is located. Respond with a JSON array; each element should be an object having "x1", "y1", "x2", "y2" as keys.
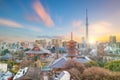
[
  {"x1": 35, "y1": 39, "x2": 47, "y2": 48},
  {"x1": 97, "y1": 44, "x2": 105, "y2": 57},
  {"x1": 51, "y1": 39, "x2": 62, "y2": 48},
  {"x1": 20, "y1": 41, "x2": 29, "y2": 48},
  {"x1": 81, "y1": 37, "x2": 85, "y2": 48},
  {"x1": 116, "y1": 42, "x2": 120, "y2": 48},
  {"x1": 62, "y1": 41, "x2": 67, "y2": 48},
  {"x1": 109, "y1": 36, "x2": 116, "y2": 45}
]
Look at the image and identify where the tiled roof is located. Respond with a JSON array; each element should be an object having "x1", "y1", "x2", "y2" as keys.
[
  {"x1": 50, "y1": 57, "x2": 67, "y2": 68},
  {"x1": 0, "y1": 54, "x2": 13, "y2": 60},
  {"x1": 50, "y1": 55, "x2": 91, "y2": 68},
  {"x1": 25, "y1": 47, "x2": 51, "y2": 54},
  {"x1": 77, "y1": 58, "x2": 89, "y2": 63}
]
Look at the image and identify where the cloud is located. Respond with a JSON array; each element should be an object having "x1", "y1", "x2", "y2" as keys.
[
  {"x1": 33, "y1": 0, "x2": 54, "y2": 27},
  {"x1": 0, "y1": 18, "x2": 43, "y2": 33},
  {"x1": 0, "y1": 19, "x2": 23, "y2": 28},
  {"x1": 89, "y1": 21, "x2": 113, "y2": 36},
  {"x1": 16, "y1": 0, "x2": 42, "y2": 23},
  {"x1": 25, "y1": 14, "x2": 42, "y2": 22},
  {"x1": 28, "y1": 26, "x2": 42, "y2": 32},
  {"x1": 69, "y1": 21, "x2": 114, "y2": 42},
  {"x1": 72, "y1": 20, "x2": 82, "y2": 27},
  {"x1": 0, "y1": 36, "x2": 35, "y2": 42}
]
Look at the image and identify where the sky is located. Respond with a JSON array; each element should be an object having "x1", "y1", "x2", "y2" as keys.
[{"x1": 0, "y1": 0, "x2": 120, "y2": 42}]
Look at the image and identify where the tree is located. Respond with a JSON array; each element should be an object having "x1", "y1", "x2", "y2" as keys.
[
  {"x1": 68, "y1": 68, "x2": 81, "y2": 80},
  {"x1": 1, "y1": 49, "x2": 10, "y2": 55},
  {"x1": 82, "y1": 67, "x2": 110, "y2": 80},
  {"x1": 12, "y1": 65, "x2": 19, "y2": 74},
  {"x1": 20, "y1": 57, "x2": 34, "y2": 68},
  {"x1": 24, "y1": 48, "x2": 30, "y2": 51},
  {"x1": 58, "y1": 59, "x2": 120, "y2": 80},
  {"x1": 64, "y1": 59, "x2": 85, "y2": 80},
  {"x1": 85, "y1": 61, "x2": 99, "y2": 67},
  {"x1": 17, "y1": 50, "x2": 24, "y2": 60},
  {"x1": 104, "y1": 60, "x2": 120, "y2": 72},
  {"x1": 64, "y1": 59, "x2": 85, "y2": 73},
  {"x1": 109, "y1": 72, "x2": 120, "y2": 80}
]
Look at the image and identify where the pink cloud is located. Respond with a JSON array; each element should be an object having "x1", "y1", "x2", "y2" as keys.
[
  {"x1": 0, "y1": 19, "x2": 23, "y2": 28},
  {"x1": 89, "y1": 21, "x2": 113, "y2": 36},
  {"x1": 16, "y1": 1, "x2": 42, "y2": 23},
  {"x1": 25, "y1": 14, "x2": 42, "y2": 22},
  {"x1": 72, "y1": 20, "x2": 82, "y2": 27},
  {"x1": 33, "y1": 0, "x2": 54, "y2": 27},
  {"x1": 71, "y1": 21, "x2": 113, "y2": 38},
  {"x1": 73, "y1": 27, "x2": 84, "y2": 34}
]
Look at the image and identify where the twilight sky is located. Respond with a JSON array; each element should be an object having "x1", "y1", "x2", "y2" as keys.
[{"x1": 0, "y1": 0, "x2": 120, "y2": 42}]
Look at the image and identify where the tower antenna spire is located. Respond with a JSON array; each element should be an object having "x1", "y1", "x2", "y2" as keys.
[{"x1": 86, "y1": 8, "x2": 88, "y2": 43}]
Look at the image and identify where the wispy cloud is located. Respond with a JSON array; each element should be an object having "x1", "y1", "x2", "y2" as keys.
[
  {"x1": 72, "y1": 20, "x2": 84, "y2": 36},
  {"x1": 0, "y1": 36, "x2": 35, "y2": 42},
  {"x1": 72, "y1": 20, "x2": 82, "y2": 27},
  {"x1": 25, "y1": 14, "x2": 42, "y2": 22},
  {"x1": 16, "y1": 0, "x2": 42, "y2": 23},
  {"x1": 0, "y1": 18, "x2": 43, "y2": 33},
  {"x1": 33, "y1": 0, "x2": 54, "y2": 27},
  {"x1": 0, "y1": 19, "x2": 23, "y2": 28},
  {"x1": 90, "y1": 21, "x2": 113, "y2": 36},
  {"x1": 70, "y1": 21, "x2": 113, "y2": 41},
  {"x1": 28, "y1": 26, "x2": 42, "y2": 32}
]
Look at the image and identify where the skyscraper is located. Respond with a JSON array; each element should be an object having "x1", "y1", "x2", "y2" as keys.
[
  {"x1": 109, "y1": 36, "x2": 116, "y2": 46},
  {"x1": 35, "y1": 39, "x2": 47, "y2": 48},
  {"x1": 82, "y1": 36, "x2": 85, "y2": 48},
  {"x1": 51, "y1": 39, "x2": 62, "y2": 48}
]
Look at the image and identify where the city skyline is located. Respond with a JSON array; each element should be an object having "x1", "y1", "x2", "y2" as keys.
[{"x1": 0, "y1": 0, "x2": 120, "y2": 42}]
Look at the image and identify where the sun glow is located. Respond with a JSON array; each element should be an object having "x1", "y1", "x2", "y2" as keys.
[{"x1": 89, "y1": 38, "x2": 96, "y2": 44}]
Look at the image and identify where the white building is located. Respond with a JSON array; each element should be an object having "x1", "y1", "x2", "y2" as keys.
[{"x1": 0, "y1": 63, "x2": 7, "y2": 72}]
